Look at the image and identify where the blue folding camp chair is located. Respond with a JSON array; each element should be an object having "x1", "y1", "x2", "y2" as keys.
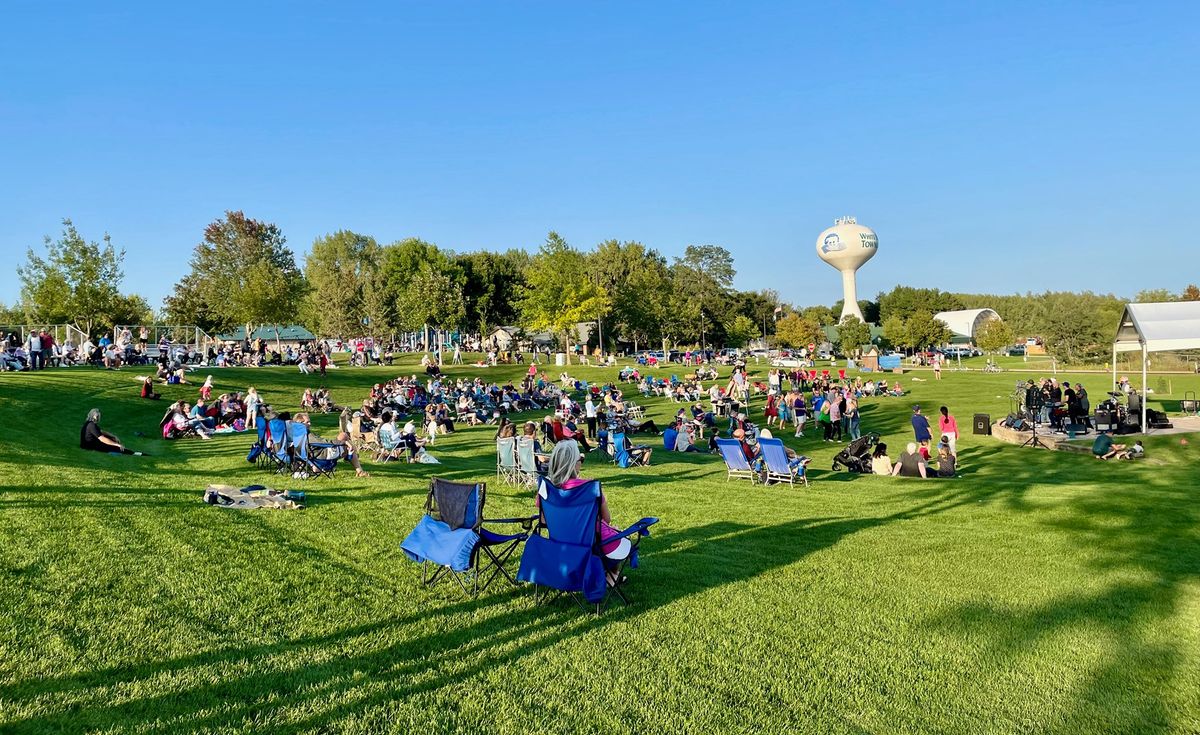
[
  {"x1": 715, "y1": 438, "x2": 757, "y2": 483},
  {"x1": 265, "y1": 418, "x2": 291, "y2": 474},
  {"x1": 246, "y1": 419, "x2": 269, "y2": 466},
  {"x1": 496, "y1": 436, "x2": 520, "y2": 485},
  {"x1": 612, "y1": 431, "x2": 650, "y2": 467},
  {"x1": 287, "y1": 422, "x2": 338, "y2": 479},
  {"x1": 758, "y1": 437, "x2": 808, "y2": 487},
  {"x1": 401, "y1": 478, "x2": 536, "y2": 596},
  {"x1": 517, "y1": 477, "x2": 658, "y2": 613}
]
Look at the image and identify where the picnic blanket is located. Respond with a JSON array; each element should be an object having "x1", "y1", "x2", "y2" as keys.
[{"x1": 203, "y1": 484, "x2": 304, "y2": 509}]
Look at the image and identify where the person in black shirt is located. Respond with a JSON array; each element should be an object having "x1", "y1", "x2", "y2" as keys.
[{"x1": 80, "y1": 409, "x2": 142, "y2": 455}]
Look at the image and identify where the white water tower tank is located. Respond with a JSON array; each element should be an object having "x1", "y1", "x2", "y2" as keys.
[{"x1": 816, "y1": 216, "x2": 878, "y2": 322}]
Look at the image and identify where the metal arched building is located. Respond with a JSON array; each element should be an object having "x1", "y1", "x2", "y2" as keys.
[{"x1": 933, "y1": 308, "x2": 1000, "y2": 344}]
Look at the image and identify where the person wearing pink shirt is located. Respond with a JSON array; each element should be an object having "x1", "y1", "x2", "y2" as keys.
[{"x1": 938, "y1": 406, "x2": 959, "y2": 456}]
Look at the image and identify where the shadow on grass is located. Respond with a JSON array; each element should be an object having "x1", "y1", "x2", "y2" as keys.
[{"x1": 2, "y1": 513, "x2": 881, "y2": 734}]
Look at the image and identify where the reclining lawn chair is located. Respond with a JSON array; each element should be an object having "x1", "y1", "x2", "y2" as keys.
[
  {"x1": 515, "y1": 436, "x2": 542, "y2": 486},
  {"x1": 400, "y1": 478, "x2": 536, "y2": 595},
  {"x1": 611, "y1": 431, "x2": 648, "y2": 468},
  {"x1": 758, "y1": 437, "x2": 808, "y2": 487},
  {"x1": 265, "y1": 417, "x2": 291, "y2": 474},
  {"x1": 246, "y1": 419, "x2": 270, "y2": 466},
  {"x1": 496, "y1": 436, "x2": 520, "y2": 485},
  {"x1": 287, "y1": 421, "x2": 338, "y2": 479},
  {"x1": 517, "y1": 477, "x2": 658, "y2": 613},
  {"x1": 715, "y1": 438, "x2": 757, "y2": 483}
]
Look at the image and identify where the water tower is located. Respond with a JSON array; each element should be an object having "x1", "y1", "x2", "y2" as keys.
[{"x1": 816, "y1": 216, "x2": 878, "y2": 323}]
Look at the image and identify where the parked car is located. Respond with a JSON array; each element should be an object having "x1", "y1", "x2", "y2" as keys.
[
  {"x1": 1006, "y1": 345, "x2": 1026, "y2": 356},
  {"x1": 771, "y1": 357, "x2": 807, "y2": 368}
]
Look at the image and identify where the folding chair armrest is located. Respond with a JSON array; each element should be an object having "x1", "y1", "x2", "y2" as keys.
[
  {"x1": 485, "y1": 514, "x2": 540, "y2": 530},
  {"x1": 610, "y1": 516, "x2": 659, "y2": 542}
]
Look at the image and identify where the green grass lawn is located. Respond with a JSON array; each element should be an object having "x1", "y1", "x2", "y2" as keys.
[{"x1": 2, "y1": 357, "x2": 1198, "y2": 734}]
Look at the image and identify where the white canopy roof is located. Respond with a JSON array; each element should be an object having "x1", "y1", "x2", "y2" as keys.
[
  {"x1": 933, "y1": 308, "x2": 999, "y2": 339},
  {"x1": 1113, "y1": 302, "x2": 1200, "y2": 353}
]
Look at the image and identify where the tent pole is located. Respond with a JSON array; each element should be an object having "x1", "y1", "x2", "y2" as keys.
[
  {"x1": 1111, "y1": 343, "x2": 1117, "y2": 392},
  {"x1": 1142, "y1": 343, "x2": 1148, "y2": 434}
]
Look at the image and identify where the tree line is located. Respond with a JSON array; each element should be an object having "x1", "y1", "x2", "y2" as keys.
[{"x1": 6, "y1": 212, "x2": 1198, "y2": 363}]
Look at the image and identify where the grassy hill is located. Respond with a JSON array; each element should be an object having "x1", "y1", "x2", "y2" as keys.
[{"x1": 1, "y1": 357, "x2": 1198, "y2": 734}]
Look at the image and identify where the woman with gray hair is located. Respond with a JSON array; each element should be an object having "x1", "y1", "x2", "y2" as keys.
[
  {"x1": 542, "y1": 439, "x2": 611, "y2": 525},
  {"x1": 80, "y1": 408, "x2": 143, "y2": 455}
]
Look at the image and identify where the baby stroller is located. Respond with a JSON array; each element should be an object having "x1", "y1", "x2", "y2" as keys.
[{"x1": 831, "y1": 432, "x2": 879, "y2": 472}]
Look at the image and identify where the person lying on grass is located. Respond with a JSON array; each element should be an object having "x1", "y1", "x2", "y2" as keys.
[
  {"x1": 81, "y1": 409, "x2": 144, "y2": 455},
  {"x1": 1092, "y1": 430, "x2": 1125, "y2": 460},
  {"x1": 292, "y1": 412, "x2": 370, "y2": 477},
  {"x1": 539, "y1": 440, "x2": 629, "y2": 588},
  {"x1": 891, "y1": 442, "x2": 929, "y2": 478}
]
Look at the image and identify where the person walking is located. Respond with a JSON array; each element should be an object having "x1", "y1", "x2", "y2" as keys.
[
  {"x1": 938, "y1": 406, "x2": 959, "y2": 455},
  {"x1": 847, "y1": 396, "x2": 861, "y2": 440},
  {"x1": 452, "y1": 343, "x2": 462, "y2": 364},
  {"x1": 911, "y1": 405, "x2": 932, "y2": 449},
  {"x1": 245, "y1": 387, "x2": 261, "y2": 429},
  {"x1": 933, "y1": 354, "x2": 942, "y2": 380}
]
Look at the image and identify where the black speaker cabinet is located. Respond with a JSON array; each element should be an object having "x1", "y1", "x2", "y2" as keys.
[{"x1": 973, "y1": 413, "x2": 991, "y2": 435}]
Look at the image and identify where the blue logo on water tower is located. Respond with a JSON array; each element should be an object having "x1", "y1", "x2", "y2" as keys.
[{"x1": 821, "y1": 233, "x2": 845, "y2": 254}]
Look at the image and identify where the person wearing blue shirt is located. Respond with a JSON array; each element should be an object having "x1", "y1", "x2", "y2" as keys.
[{"x1": 911, "y1": 404, "x2": 932, "y2": 448}]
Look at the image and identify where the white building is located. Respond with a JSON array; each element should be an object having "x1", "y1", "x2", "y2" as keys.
[{"x1": 933, "y1": 308, "x2": 1000, "y2": 345}]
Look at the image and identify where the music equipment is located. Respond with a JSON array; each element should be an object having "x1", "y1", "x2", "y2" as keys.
[
  {"x1": 1094, "y1": 410, "x2": 1115, "y2": 432},
  {"x1": 973, "y1": 413, "x2": 991, "y2": 435}
]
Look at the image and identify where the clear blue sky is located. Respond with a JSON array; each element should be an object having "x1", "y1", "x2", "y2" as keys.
[{"x1": 2, "y1": 1, "x2": 1198, "y2": 313}]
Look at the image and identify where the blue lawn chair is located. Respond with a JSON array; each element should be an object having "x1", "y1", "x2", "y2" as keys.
[
  {"x1": 266, "y1": 418, "x2": 290, "y2": 473},
  {"x1": 715, "y1": 438, "x2": 757, "y2": 483},
  {"x1": 401, "y1": 478, "x2": 536, "y2": 596},
  {"x1": 516, "y1": 478, "x2": 658, "y2": 612},
  {"x1": 758, "y1": 437, "x2": 808, "y2": 487},
  {"x1": 611, "y1": 431, "x2": 648, "y2": 468},
  {"x1": 287, "y1": 422, "x2": 338, "y2": 479},
  {"x1": 246, "y1": 420, "x2": 269, "y2": 466}
]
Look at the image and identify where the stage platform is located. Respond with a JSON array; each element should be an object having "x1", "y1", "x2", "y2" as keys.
[{"x1": 991, "y1": 416, "x2": 1200, "y2": 452}]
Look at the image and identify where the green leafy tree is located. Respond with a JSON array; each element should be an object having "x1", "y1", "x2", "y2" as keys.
[
  {"x1": 878, "y1": 286, "x2": 964, "y2": 322},
  {"x1": 725, "y1": 314, "x2": 757, "y2": 348},
  {"x1": 975, "y1": 317, "x2": 1014, "y2": 353},
  {"x1": 798, "y1": 305, "x2": 838, "y2": 327},
  {"x1": 1183, "y1": 284, "x2": 1200, "y2": 301},
  {"x1": 774, "y1": 313, "x2": 823, "y2": 349},
  {"x1": 837, "y1": 315, "x2": 872, "y2": 357},
  {"x1": 458, "y1": 250, "x2": 527, "y2": 335},
  {"x1": 304, "y1": 231, "x2": 380, "y2": 337},
  {"x1": 166, "y1": 211, "x2": 306, "y2": 338},
  {"x1": 17, "y1": 219, "x2": 130, "y2": 335},
  {"x1": 673, "y1": 244, "x2": 735, "y2": 348},
  {"x1": 1135, "y1": 288, "x2": 1175, "y2": 303},
  {"x1": 881, "y1": 315, "x2": 909, "y2": 351},
  {"x1": 394, "y1": 263, "x2": 466, "y2": 334},
  {"x1": 518, "y1": 232, "x2": 612, "y2": 362}
]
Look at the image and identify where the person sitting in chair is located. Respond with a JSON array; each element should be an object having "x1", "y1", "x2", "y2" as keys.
[
  {"x1": 80, "y1": 409, "x2": 143, "y2": 455},
  {"x1": 540, "y1": 440, "x2": 628, "y2": 587},
  {"x1": 292, "y1": 413, "x2": 370, "y2": 477},
  {"x1": 1092, "y1": 430, "x2": 1125, "y2": 460}
]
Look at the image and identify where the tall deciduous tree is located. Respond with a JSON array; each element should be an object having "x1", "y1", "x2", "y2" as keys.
[
  {"x1": 458, "y1": 250, "x2": 527, "y2": 335},
  {"x1": 518, "y1": 232, "x2": 611, "y2": 362},
  {"x1": 837, "y1": 315, "x2": 872, "y2": 357},
  {"x1": 725, "y1": 314, "x2": 757, "y2": 348},
  {"x1": 304, "y1": 231, "x2": 379, "y2": 337},
  {"x1": 775, "y1": 313, "x2": 824, "y2": 350},
  {"x1": 394, "y1": 263, "x2": 466, "y2": 333},
  {"x1": 673, "y1": 244, "x2": 735, "y2": 348},
  {"x1": 1183, "y1": 284, "x2": 1200, "y2": 301},
  {"x1": 17, "y1": 219, "x2": 131, "y2": 335},
  {"x1": 881, "y1": 315, "x2": 909, "y2": 351},
  {"x1": 166, "y1": 211, "x2": 305, "y2": 338},
  {"x1": 975, "y1": 317, "x2": 1014, "y2": 353}
]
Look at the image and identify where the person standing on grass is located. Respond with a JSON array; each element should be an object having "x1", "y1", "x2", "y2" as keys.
[
  {"x1": 828, "y1": 393, "x2": 842, "y2": 442},
  {"x1": 40, "y1": 330, "x2": 55, "y2": 369},
  {"x1": 911, "y1": 405, "x2": 932, "y2": 448},
  {"x1": 847, "y1": 395, "x2": 861, "y2": 440},
  {"x1": 245, "y1": 387, "x2": 261, "y2": 429},
  {"x1": 938, "y1": 406, "x2": 959, "y2": 455},
  {"x1": 933, "y1": 353, "x2": 942, "y2": 380},
  {"x1": 26, "y1": 331, "x2": 42, "y2": 371}
]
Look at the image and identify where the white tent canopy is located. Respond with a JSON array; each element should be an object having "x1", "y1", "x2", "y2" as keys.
[
  {"x1": 1111, "y1": 301, "x2": 1200, "y2": 431},
  {"x1": 933, "y1": 308, "x2": 1000, "y2": 341}
]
